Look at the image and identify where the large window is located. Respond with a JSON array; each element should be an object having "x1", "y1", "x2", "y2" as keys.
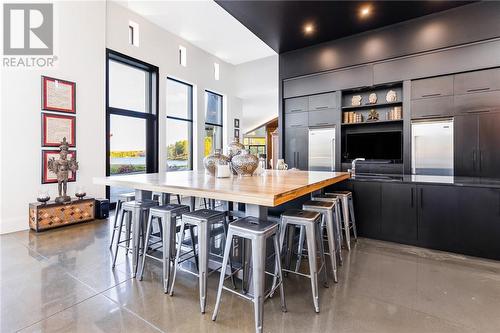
[
  {"x1": 106, "y1": 50, "x2": 158, "y2": 205},
  {"x1": 166, "y1": 78, "x2": 193, "y2": 171},
  {"x1": 204, "y1": 90, "x2": 223, "y2": 156}
]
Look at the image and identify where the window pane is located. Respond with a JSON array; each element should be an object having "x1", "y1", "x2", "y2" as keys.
[
  {"x1": 109, "y1": 114, "x2": 147, "y2": 203},
  {"x1": 205, "y1": 91, "x2": 222, "y2": 125},
  {"x1": 204, "y1": 124, "x2": 222, "y2": 156},
  {"x1": 167, "y1": 118, "x2": 191, "y2": 171},
  {"x1": 109, "y1": 60, "x2": 148, "y2": 112},
  {"x1": 167, "y1": 79, "x2": 192, "y2": 119}
]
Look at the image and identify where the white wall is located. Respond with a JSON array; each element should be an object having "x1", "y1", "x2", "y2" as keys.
[
  {"x1": 0, "y1": 1, "x2": 106, "y2": 234},
  {"x1": 234, "y1": 55, "x2": 279, "y2": 133},
  {"x1": 106, "y1": 1, "x2": 243, "y2": 172}
]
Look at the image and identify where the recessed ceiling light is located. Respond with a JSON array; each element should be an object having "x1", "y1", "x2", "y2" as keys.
[
  {"x1": 360, "y1": 5, "x2": 372, "y2": 18},
  {"x1": 303, "y1": 23, "x2": 315, "y2": 35}
]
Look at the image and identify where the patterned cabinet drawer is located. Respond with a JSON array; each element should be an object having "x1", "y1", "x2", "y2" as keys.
[{"x1": 29, "y1": 198, "x2": 95, "y2": 231}]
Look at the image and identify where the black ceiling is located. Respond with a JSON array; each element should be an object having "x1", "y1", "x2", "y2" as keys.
[{"x1": 216, "y1": 1, "x2": 474, "y2": 53}]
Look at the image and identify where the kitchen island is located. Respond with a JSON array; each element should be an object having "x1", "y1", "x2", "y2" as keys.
[{"x1": 95, "y1": 170, "x2": 350, "y2": 277}]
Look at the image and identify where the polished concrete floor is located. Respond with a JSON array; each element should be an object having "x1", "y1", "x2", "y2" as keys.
[{"x1": 2, "y1": 217, "x2": 500, "y2": 332}]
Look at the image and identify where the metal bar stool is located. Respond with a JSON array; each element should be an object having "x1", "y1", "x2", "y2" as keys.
[
  {"x1": 279, "y1": 209, "x2": 328, "y2": 313},
  {"x1": 312, "y1": 194, "x2": 344, "y2": 261},
  {"x1": 112, "y1": 200, "x2": 158, "y2": 271},
  {"x1": 302, "y1": 200, "x2": 340, "y2": 283},
  {"x1": 325, "y1": 191, "x2": 358, "y2": 251},
  {"x1": 138, "y1": 203, "x2": 190, "y2": 293},
  {"x1": 212, "y1": 217, "x2": 286, "y2": 333},
  {"x1": 109, "y1": 192, "x2": 135, "y2": 249},
  {"x1": 169, "y1": 209, "x2": 235, "y2": 314}
]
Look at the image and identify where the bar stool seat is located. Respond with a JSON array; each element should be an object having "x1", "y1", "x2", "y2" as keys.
[
  {"x1": 302, "y1": 200, "x2": 340, "y2": 283},
  {"x1": 325, "y1": 191, "x2": 358, "y2": 250},
  {"x1": 279, "y1": 209, "x2": 328, "y2": 313},
  {"x1": 138, "y1": 203, "x2": 190, "y2": 293},
  {"x1": 212, "y1": 217, "x2": 286, "y2": 333},
  {"x1": 169, "y1": 208, "x2": 234, "y2": 314}
]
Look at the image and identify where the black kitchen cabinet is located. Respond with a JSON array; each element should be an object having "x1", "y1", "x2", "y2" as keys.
[
  {"x1": 380, "y1": 183, "x2": 418, "y2": 245},
  {"x1": 284, "y1": 97, "x2": 308, "y2": 113},
  {"x1": 308, "y1": 108, "x2": 336, "y2": 127},
  {"x1": 284, "y1": 126, "x2": 308, "y2": 170},
  {"x1": 455, "y1": 111, "x2": 500, "y2": 178},
  {"x1": 411, "y1": 75, "x2": 454, "y2": 99},
  {"x1": 308, "y1": 92, "x2": 337, "y2": 110},
  {"x1": 454, "y1": 90, "x2": 500, "y2": 114},
  {"x1": 478, "y1": 112, "x2": 500, "y2": 178},
  {"x1": 410, "y1": 95, "x2": 454, "y2": 119},
  {"x1": 352, "y1": 181, "x2": 381, "y2": 238},
  {"x1": 454, "y1": 68, "x2": 500, "y2": 95},
  {"x1": 417, "y1": 185, "x2": 460, "y2": 253},
  {"x1": 457, "y1": 187, "x2": 500, "y2": 260},
  {"x1": 454, "y1": 114, "x2": 479, "y2": 177}
]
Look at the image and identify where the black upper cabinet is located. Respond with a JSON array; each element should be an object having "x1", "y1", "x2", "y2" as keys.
[
  {"x1": 411, "y1": 96, "x2": 454, "y2": 119},
  {"x1": 411, "y1": 75, "x2": 454, "y2": 100},
  {"x1": 454, "y1": 90, "x2": 500, "y2": 114},
  {"x1": 454, "y1": 114, "x2": 478, "y2": 177},
  {"x1": 380, "y1": 183, "x2": 418, "y2": 245},
  {"x1": 352, "y1": 181, "x2": 381, "y2": 239},
  {"x1": 284, "y1": 97, "x2": 308, "y2": 114},
  {"x1": 285, "y1": 112, "x2": 308, "y2": 128},
  {"x1": 308, "y1": 109, "x2": 336, "y2": 127},
  {"x1": 455, "y1": 111, "x2": 500, "y2": 177},
  {"x1": 454, "y1": 68, "x2": 500, "y2": 95},
  {"x1": 478, "y1": 112, "x2": 500, "y2": 177},
  {"x1": 308, "y1": 92, "x2": 337, "y2": 111}
]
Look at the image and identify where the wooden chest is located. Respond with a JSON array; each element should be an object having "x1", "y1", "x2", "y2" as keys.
[{"x1": 29, "y1": 198, "x2": 95, "y2": 231}]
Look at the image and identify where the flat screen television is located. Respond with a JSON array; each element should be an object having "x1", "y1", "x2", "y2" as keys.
[{"x1": 344, "y1": 131, "x2": 402, "y2": 162}]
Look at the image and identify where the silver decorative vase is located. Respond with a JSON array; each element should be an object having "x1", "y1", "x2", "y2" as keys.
[
  {"x1": 227, "y1": 137, "x2": 245, "y2": 175},
  {"x1": 231, "y1": 149, "x2": 259, "y2": 176},
  {"x1": 203, "y1": 149, "x2": 230, "y2": 176}
]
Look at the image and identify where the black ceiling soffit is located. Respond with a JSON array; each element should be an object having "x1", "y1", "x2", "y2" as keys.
[{"x1": 216, "y1": 1, "x2": 475, "y2": 54}]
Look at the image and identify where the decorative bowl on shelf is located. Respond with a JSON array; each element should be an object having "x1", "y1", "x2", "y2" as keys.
[
  {"x1": 37, "y1": 189, "x2": 50, "y2": 204},
  {"x1": 75, "y1": 186, "x2": 86, "y2": 199},
  {"x1": 203, "y1": 149, "x2": 230, "y2": 176},
  {"x1": 231, "y1": 149, "x2": 259, "y2": 176}
]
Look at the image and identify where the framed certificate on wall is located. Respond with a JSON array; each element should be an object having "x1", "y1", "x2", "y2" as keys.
[
  {"x1": 41, "y1": 150, "x2": 77, "y2": 184},
  {"x1": 42, "y1": 76, "x2": 76, "y2": 113},
  {"x1": 41, "y1": 113, "x2": 76, "y2": 147}
]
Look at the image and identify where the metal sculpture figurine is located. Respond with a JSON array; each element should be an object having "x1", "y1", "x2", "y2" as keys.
[{"x1": 48, "y1": 137, "x2": 79, "y2": 203}]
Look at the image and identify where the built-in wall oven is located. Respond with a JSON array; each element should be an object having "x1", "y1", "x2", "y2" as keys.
[{"x1": 411, "y1": 119, "x2": 454, "y2": 176}]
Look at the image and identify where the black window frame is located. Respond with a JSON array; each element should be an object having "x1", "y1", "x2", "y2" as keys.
[
  {"x1": 105, "y1": 49, "x2": 159, "y2": 206},
  {"x1": 205, "y1": 90, "x2": 223, "y2": 151},
  {"x1": 166, "y1": 77, "x2": 193, "y2": 171}
]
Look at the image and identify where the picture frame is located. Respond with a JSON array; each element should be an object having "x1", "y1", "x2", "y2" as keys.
[
  {"x1": 41, "y1": 150, "x2": 77, "y2": 184},
  {"x1": 42, "y1": 76, "x2": 76, "y2": 113},
  {"x1": 234, "y1": 118, "x2": 240, "y2": 128},
  {"x1": 41, "y1": 113, "x2": 76, "y2": 147},
  {"x1": 234, "y1": 128, "x2": 240, "y2": 139}
]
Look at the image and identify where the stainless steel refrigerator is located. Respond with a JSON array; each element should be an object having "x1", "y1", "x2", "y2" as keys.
[
  {"x1": 411, "y1": 119, "x2": 454, "y2": 176},
  {"x1": 308, "y1": 127, "x2": 335, "y2": 171}
]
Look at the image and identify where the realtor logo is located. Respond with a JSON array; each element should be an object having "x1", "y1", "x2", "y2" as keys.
[{"x1": 3, "y1": 3, "x2": 53, "y2": 55}]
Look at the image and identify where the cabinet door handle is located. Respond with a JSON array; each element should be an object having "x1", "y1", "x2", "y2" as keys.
[
  {"x1": 479, "y1": 150, "x2": 483, "y2": 172},
  {"x1": 420, "y1": 188, "x2": 424, "y2": 209},
  {"x1": 290, "y1": 124, "x2": 302, "y2": 128},
  {"x1": 472, "y1": 150, "x2": 477, "y2": 172},
  {"x1": 315, "y1": 106, "x2": 329, "y2": 110},
  {"x1": 297, "y1": 152, "x2": 300, "y2": 169},
  {"x1": 411, "y1": 188, "x2": 414, "y2": 208},
  {"x1": 289, "y1": 109, "x2": 303, "y2": 113},
  {"x1": 465, "y1": 109, "x2": 491, "y2": 114},
  {"x1": 421, "y1": 93, "x2": 441, "y2": 98},
  {"x1": 467, "y1": 87, "x2": 490, "y2": 93},
  {"x1": 314, "y1": 122, "x2": 330, "y2": 126}
]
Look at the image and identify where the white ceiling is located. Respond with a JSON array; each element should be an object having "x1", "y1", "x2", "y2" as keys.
[{"x1": 118, "y1": 0, "x2": 276, "y2": 65}]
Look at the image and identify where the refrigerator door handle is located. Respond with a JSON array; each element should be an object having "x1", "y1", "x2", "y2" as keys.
[{"x1": 330, "y1": 138, "x2": 335, "y2": 171}]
